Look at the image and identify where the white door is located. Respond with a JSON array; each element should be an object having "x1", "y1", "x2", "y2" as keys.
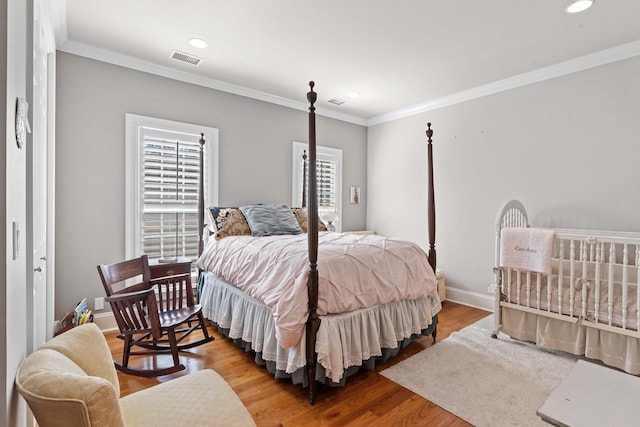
[{"x1": 28, "y1": 0, "x2": 55, "y2": 350}]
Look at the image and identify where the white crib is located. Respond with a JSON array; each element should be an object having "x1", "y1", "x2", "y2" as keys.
[{"x1": 493, "y1": 200, "x2": 640, "y2": 374}]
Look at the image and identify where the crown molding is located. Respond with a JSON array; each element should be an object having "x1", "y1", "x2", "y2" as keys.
[
  {"x1": 58, "y1": 35, "x2": 640, "y2": 129},
  {"x1": 367, "y1": 39, "x2": 640, "y2": 126},
  {"x1": 58, "y1": 40, "x2": 368, "y2": 126}
]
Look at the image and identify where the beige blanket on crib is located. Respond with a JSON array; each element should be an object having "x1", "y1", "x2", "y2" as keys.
[{"x1": 500, "y1": 227, "x2": 555, "y2": 274}]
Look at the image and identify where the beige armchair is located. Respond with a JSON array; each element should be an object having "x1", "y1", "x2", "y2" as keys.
[{"x1": 15, "y1": 323, "x2": 256, "y2": 427}]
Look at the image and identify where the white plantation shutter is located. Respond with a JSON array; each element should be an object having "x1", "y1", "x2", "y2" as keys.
[
  {"x1": 292, "y1": 142, "x2": 342, "y2": 230},
  {"x1": 305, "y1": 158, "x2": 336, "y2": 209},
  {"x1": 142, "y1": 133, "x2": 201, "y2": 261},
  {"x1": 126, "y1": 114, "x2": 219, "y2": 273}
]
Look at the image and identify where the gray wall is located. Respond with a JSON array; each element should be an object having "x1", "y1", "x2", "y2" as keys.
[
  {"x1": 57, "y1": 49, "x2": 640, "y2": 317},
  {"x1": 368, "y1": 56, "x2": 640, "y2": 310},
  {"x1": 55, "y1": 52, "x2": 367, "y2": 318}
]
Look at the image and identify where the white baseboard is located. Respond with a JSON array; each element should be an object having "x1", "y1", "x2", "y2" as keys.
[
  {"x1": 445, "y1": 286, "x2": 494, "y2": 312},
  {"x1": 93, "y1": 311, "x2": 118, "y2": 332}
]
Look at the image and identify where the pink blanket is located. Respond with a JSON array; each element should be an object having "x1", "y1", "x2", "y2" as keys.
[{"x1": 197, "y1": 232, "x2": 438, "y2": 348}]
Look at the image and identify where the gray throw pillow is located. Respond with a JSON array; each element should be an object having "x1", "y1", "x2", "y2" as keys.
[{"x1": 239, "y1": 204, "x2": 303, "y2": 237}]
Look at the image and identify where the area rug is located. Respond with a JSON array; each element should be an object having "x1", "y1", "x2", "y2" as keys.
[{"x1": 380, "y1": 315, "x2": 577, "y2": 426}]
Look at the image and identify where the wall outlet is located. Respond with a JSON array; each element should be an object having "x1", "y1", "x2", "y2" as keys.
[
  {"x1": 487, "y1": 283, "x2": 498, "y2": 295},
  {"x1": 94, "y1": 296, "x2": 104, "y2": 311}
]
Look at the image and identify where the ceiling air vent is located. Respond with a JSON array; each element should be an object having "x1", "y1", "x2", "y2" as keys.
[
  {"x1": 328, "y1": 98, "x2": 345, "y2": 106},
  {"x1": 170, "y1": 50, "x2": 202, "y2": 66}
]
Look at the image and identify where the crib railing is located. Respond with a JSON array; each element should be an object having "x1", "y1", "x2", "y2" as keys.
[{"x1": 496, "y1": 230, "x2": 640, "y2": 338}]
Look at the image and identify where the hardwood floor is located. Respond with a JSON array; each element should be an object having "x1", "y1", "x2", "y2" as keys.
[{"x1": 108, "y1": 301, "x2": 490, "y2": 426}]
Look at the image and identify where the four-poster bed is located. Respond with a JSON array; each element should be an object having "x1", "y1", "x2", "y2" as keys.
[{"x1": 196, "y1": 82, "x2": 440, "y2": 403}]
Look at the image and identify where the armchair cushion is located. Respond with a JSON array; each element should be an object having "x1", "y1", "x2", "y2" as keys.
[
  {"x1": 120, "y1": 369, "x2": 256, "y2": 426},
  {"x1": 15, "y1": 346, "x2": 124, "y2": 427},
  {"x1": 39, "y1": 322, "x2": 120, "y2": 394}
]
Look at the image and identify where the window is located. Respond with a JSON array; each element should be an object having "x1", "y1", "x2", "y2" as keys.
[
  {"x1": 125, "y1": 114, "x2": 219, "y2": 271},
  {"x1": 291, "y1": 141, "x2": 342, "y2": 232}
]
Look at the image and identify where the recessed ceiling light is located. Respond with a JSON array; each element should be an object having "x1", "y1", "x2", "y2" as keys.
[
  {"x1": 565, "y1": 0, "x2": 594, "y2": 14},
  {"x1": 348, "y1": 92, "x2": 360, "y2": 98},
  {"x1": 189, "y1": 38, "x2": 208, "y2": 48}
]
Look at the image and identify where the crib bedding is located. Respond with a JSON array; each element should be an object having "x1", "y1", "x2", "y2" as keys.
[
  {"x1": 199, "y1": 273, "x2": 441, "y2": 384},
  {"x1": 197, "y1": 231, "x2": 439, "y2": 348},
  {"x1": 502, "y1": 266, "x2": 640, "y2": 330}
]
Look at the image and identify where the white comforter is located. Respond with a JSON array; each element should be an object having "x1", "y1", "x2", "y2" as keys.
[{"x1": 197, "y1": 232, "x2": 438, "y2": 348}]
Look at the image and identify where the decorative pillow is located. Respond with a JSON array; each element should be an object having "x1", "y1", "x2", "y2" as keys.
[
  {"x1": 291, "y1": 208, "x2": 328, "y2": 233},
  {"x1": 207, "y1": 207, "x2": 252, "y2": 240},
  {"x1": 239, "y1": 204, "x2": 303, "y2": 237}
]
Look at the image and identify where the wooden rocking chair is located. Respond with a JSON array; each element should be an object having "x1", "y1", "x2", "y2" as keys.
[{"x1": 97, "y1": 254, "x2": 214, "y2": 377}]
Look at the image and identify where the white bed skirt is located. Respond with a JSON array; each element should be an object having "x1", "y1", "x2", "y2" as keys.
[
  {"x1": 500, "y1": 307, "x2": 640, "y2": 375},
  {"x1": 199, "y1": 272, "x2": 441, "y2": 384}
]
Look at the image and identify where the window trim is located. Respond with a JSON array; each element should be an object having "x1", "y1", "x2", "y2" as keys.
[
  {"x1": 125, "y1": 113, "x2": 219, "y2": 260},
  {"x1": 291, "y1": 141, "x2": 342, "y2": 232}
]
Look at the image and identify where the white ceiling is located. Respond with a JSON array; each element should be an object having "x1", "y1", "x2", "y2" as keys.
[{"x1": 57, "y1": 1, "x2": 640, "y2": 126}]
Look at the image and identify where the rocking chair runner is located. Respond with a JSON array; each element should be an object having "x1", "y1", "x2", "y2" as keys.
[{"x1": 97, "y1": 254, "x2": 214, "y2": 377}]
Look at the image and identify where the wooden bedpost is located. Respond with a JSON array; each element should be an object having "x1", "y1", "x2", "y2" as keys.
[
  {"x1": 306, "y1": 81, "x2": 321, "y2": 404},
  {"x1": 198, "y1": 133, "x2": 205, "y2": 257},
  {"x1": 426, "y1": 123, "x2": 438, "y2": 342},
  {"x1": 426, "y1": 123, "x2": 436, "y2": 273}
]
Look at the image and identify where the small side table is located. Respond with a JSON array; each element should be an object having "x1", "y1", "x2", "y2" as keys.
[{"x1": 436, "y1": 269, "x2": 446, "y2": 302}]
